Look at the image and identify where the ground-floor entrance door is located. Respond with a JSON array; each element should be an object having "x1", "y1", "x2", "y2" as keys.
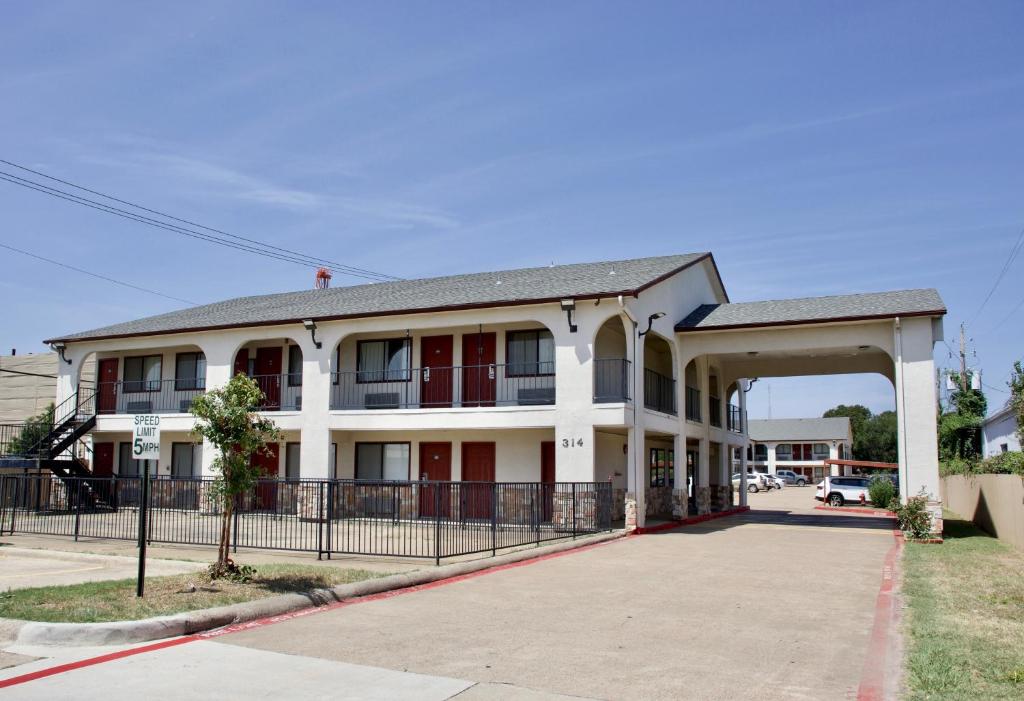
[
  {"x1": 541, "y1": 441, "x2": 556, "y2": 522},
  {"x1": 461, "y1": 442, "x2": 495, "y2": 520},
  {"x1": 419, "y1": 442, "x2": 452, "y2": 518},
  {"x1": 251, "y1": 443, "x2": 279, "y2": 511}
]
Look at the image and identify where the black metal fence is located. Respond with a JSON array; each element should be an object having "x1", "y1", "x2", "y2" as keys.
[
  {"x1": 643, "y1": 369, "x2": 677, "y2": 415},
  {"x1": 593, "y1": 359, "x2": 631, "y2": 403},
  {"x1": 0, "y1": 475, "x2": 612, "y2": 564}
]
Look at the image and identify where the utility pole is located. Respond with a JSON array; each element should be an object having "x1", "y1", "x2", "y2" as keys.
[{"x1": 958, "y1": 323, "x2": 969, "y2": 392}]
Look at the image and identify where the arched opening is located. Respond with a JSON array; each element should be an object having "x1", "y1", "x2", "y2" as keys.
[
  {"x1": 232, "y1": 338, "x2": 302, "y2": 411},
  {"x1": 684, "y1": 359, "x2": 700, "y2": 422},
  {"x1": 593, "y1": 315, "x2": 629, "y2": 402},
  {"x1": 643, "y1": 333, "x2": 676, "y2": 415}
]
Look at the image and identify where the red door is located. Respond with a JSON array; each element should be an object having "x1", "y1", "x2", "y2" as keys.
[
  {"x1": 461, "y1": 332, "x2": 496, "y2": 407},
  {"x1": 93, "y1": 442, "x2": 114, "y2": 477},
  {"x1": 541, "y1": 441, "x2": 556, "y2": 522},
  {"x1": 233, "y1": 349, "x2": 249, "y2": 377},
  {"x1": 251, "y1": 443, "x2": 279, "y2": 511},
  {"x1": 254, "y1": 348, "x2": 282, "y2": 409},
  {"x1": 461, "y1": 442, "x2": 496, "y2": 520},
  {"x1": 97, "y1": 358, "x2": 118, "y2": 414},
  {"x1": 420, "y1": 335, "x2": 453, "y2": 408},
  {"x1": 418, "y1": 442, "x2": 452, "y2": 518}
]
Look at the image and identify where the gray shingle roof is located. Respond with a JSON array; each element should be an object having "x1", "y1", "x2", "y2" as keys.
[
  {"x1": 676, "y1": 288, "x2": 945, "y2": 331},
  {"x1": 50, "y1": 253, "x2": 712, "y2": 343},
  {"x1": 748, "y1": 417, "x2": 851, "y2": 442}
]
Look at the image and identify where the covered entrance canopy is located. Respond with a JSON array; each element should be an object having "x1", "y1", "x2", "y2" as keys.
[{"x1": 674, "y1": 288, "x2": 946, "y2": 532}]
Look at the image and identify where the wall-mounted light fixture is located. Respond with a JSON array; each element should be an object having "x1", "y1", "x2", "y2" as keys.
[
  {"x1": 638, "y1": 312, "x2": 665, "y2": 337},
  {"x1": 302, "y1": 319, "x2": 322, "y2": 349},
  {"x1": 560, "y1": 299, "x2": 578, "y2": 333},
  {"x1": 49, "y1": 341, "x2": 71, "y2": 365}
]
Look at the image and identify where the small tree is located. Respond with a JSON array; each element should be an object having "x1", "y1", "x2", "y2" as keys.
[
  {"x1": 1009, "y1": 360, "x2": 1024, "y2": 444},
  {"x1": 190, "y1": 374, "x2": 280, "y2": 579},
  {"x1": 8, "y1": 403, "x2": 55, "y2": 456}
]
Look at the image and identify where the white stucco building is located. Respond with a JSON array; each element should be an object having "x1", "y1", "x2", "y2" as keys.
[
  {"x1": 983, "y1": 405, "x2": 1021, "y2": 456},
  {"x1": 21, "y1": 252, "x2": 947, "y2": 530},
  {"x1": 746, "y1": 417, "x2": 853, "y2": 481}
]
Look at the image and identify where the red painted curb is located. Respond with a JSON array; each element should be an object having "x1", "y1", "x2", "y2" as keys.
[
  {"x1": 0, "y1": 535, "x2": 622, "y2": 689},
  {"x1": 856, "y1": 529, "x2": 904, "y2": 701},
  {"x1": 815, "y1": 505, "x2": 896, "y2": 518},
  {"x1": 633, "y1": 505, "x2": 750, "y2": 535}
]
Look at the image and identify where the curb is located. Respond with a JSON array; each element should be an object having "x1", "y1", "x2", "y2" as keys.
[
  {"x1": 0, "y1": 531, "x2": 624, "y2": 647},
  {"x1": 633, "y1": 505, "x2": 750, "y2": 534},
  {"x1": 814, "y1": 505, "x2": 896, "y2": 518}
]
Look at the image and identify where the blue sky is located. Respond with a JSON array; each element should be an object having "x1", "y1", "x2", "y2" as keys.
[{"x1": 1, "y1": 2, "x2": 1021, "y2": 419}]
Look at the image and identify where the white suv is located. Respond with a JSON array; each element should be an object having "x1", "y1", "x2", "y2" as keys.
[
  {"x1": 732, "y1": 472, "x2": 773, "y2": 492},
  {"x1": 815, "y1": 476, "x2": 871, "y2": 506}
]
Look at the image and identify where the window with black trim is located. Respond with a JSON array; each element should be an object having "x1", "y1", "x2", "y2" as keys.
[
  {"x1": 124, "y1": 355, "x2": 162, "y2": 392},
  {"x1": 175, "y1": 352, "x2": 206, "y2": 391},
  {"x1": 649, "y1": 448, "x2": 675, "y2": 487},
  {"x1": 356, "y1": 339, "x2": 410, "y2": 382},
  {"x1": 288, "y1": 345, "x2": 303, "y2": 387},
  {"x1": 775, "y1": 443, "x2": 792, "y2": 460},
  {"x1": 506, "y1": 329, "x2": 554, "y2": 377},
  {"x1": 355, "y1": 443, "x2": 410, "y2": 480},
  {"x1": 171, "y1": 442, "x2": 196, "y2": 477}
]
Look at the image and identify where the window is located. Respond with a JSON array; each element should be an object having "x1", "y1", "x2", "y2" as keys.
[
  {"x1": 775, "y1": 444, "x2": 792, "y2": 460},
  {"x1": 506, "y1": 329, "x2": 554, "y2": 377},
  {"x1": 356, "y1": 339, "x2": 410, "y2": 382},
  {"x1": 285, "y1": 443, "x2": 301, "y2": 481},
  {"x1": 171, "y1": 443, "x2": 196, "y2": 478},
  {"x1": 124, "y1": 355, "x2": 162, "y2": 392},
  {"x1": 812, "y1": 443, "x2": 830, "y2": 458},
  {"x1": 287, "y1": 346, "x2": 303, "y2": 387},
  {"x1": 754, "y1": 444, "x2": 768, "y2": 461},
  {"x1": 355, "y1": 443, "x2": 410, "y2": 480},
  {"x1": 1000, "y1": 443, "x2": 1009, "y2": 453},
  {"x1": 649, "y1": 448, "x2": 675, "y2": 487},
  {"x1": 175, "y1": 352, "x2": 206, "y2": 391}
]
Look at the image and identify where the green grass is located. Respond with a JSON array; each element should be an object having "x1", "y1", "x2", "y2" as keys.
[
  {"x1": 0, "y1": 564, "x2": 387, "y2": 623},
  {"x1": 902, "y1": 515, "x2": 1024, "y2": 700}
]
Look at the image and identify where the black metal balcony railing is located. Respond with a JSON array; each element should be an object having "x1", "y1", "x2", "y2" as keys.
[
  {"x1": 95, "y1": 374, "x2": 303, "y2": 415},
  {"x1": 727, "y1": 403, "x2": 744, "y2": 433},
  {"x1": 330, "y1": 363, "x2": 556, "y2": 410},
  {"x1": 593, "y1": 358, "x2": 631, "y2": 403},
  {"x1": 685, "y1": 385, "x2": 701, "y2": 422},
  {"x1": 709, "y1": 396, "x2": 722, "y2": 428},
  {"x1": 643, "y1": 369, "x2": 676, "y2": 415},
  {"x1": 96, "y1": 379, "x2": 206, "y2": 415}
]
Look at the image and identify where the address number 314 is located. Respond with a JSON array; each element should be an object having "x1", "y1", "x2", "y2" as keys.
[{"x1": 561, "y1": 438, "x2": 584, "y2": 448}]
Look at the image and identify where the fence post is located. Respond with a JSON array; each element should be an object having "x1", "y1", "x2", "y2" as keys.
[
  {"x1": 232, "y1": 497, "x2": 239, "y2": 554},
  {"x1": 572, "y1": 483, "x2": 577, "y2": 540},
  {"x1": 532, "y1": 484, "x2": 539, "y2": 547},
  {"x1": 0, "y1": 477, "x2": 6, "y2": 535},
  {"x1": 74, "y1": 479, "x2": 83, "y2": 541},
  {"x1": 316, "y1": 481, "x2": 324, "y2": 560},
  {"x1": 326, "y1": 480, "x2": 334, "y2": 560},
  {"x1": 9, "y1": 477, "x2": 18, "y2": 534},
  {"x1": 434, "y1": 482, "x2": 441, "y2": 566},
  {"x1": 491, "y1": 483, "x2": 497, "y2": 557}
]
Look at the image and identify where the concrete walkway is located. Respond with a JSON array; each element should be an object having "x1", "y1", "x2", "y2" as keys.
[
  {"x1": 0, "y1": 547, "x2": 204, "y2": 590},
  {"x1": 1, "y1": 488, "x2": 897, "y2": 700}
]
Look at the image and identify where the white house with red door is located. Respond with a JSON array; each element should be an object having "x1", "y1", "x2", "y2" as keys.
[{"x1": 41, "y1": 252, "x2": 948, "y2": 529}]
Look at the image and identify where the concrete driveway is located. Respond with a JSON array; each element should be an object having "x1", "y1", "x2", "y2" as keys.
[{"x1": 1, "y1": 488, "x2": 896, "y2": 700}]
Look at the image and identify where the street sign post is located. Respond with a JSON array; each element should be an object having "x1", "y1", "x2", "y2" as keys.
[{"x1": 132, "y1": 415, "x2": 160, "y2": 597}]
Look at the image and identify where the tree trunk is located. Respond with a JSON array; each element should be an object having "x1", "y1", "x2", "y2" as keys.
[{"x1": 217, "y1": 501, "x2": 233, "y2": 569}]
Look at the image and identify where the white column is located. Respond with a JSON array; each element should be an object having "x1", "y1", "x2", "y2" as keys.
[
  {"x1": 766, "y1": 443, "x2": 777, "y2": 475},
  {"x1": 553, "y1": 324, "x2": 596, "y2": 482},
  {"x1": 198, "y1": 339, "x2": 235, "y2": 478},
  {"x1": 298, "y1": 335, "x2": 332, "y2": 479},
  {"x1": 738, "y1": 378, "x2": 748, "y2": 507},
  {"x1": 894, "y1": 317, "x2": 941, "y2": 504}
]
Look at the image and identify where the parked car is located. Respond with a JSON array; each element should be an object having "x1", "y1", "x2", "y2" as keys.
[
  {"x1": 767, "y1": 474, "x2": 785, "y2": 489},
  {"x1": 774, "y1": 469, "x2": 808, "y2": 487},
  {"x1": 815, "y1": 476, "x2": 872, "y2": 506},
  {"x1": 732, "y1": 472, "x2": 769, "y2": 492}
]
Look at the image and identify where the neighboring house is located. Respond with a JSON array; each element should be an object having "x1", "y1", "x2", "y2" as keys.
[
  {"x1": 0, "y1": 352, "x2": 94, "y2": 422},
  {"x1": 0, "y1": 252, "x2": 948, "y2": 528},
  {"x1": 983, "y1": 405, "x2": 1021, "y2": 456},
  {"x1": 746, "y1": 417, "x2": 853, "y2": 481}
]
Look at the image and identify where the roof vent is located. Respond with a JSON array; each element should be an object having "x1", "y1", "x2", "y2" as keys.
[
  {"x1": 609, "y1": 268, "x2": 616, "y2": 275},
  {"x1": 315, "y1": 268, "x2": 332, "y2": 290}
]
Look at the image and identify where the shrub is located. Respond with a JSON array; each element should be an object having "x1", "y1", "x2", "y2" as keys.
[
  {"x1": 891, "y1": 495, "x2": 933, "y2": 538},
  {"x1": 980, "y1": 451, "x2": 1024, "y2": 476},
  {"x1": 867, "y1": 475, "x2": 897, "y2": 508}
]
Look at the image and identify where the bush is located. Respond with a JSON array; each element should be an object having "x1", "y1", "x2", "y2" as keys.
[
  {"x1": 867, "y1": 475, "x2": 897, "y2": 508},
  {"x1": 891, "y1": 495, "x2": 933, "y2": 538},
  {"x1": 980, "y1": 451, "x2": 1024, "y2": 476}
]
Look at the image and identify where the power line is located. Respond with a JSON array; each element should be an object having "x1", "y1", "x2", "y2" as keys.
[
  {"x1": 0, "y1": 241, "x2": 198, "y2": 305},
  {"x1": 0, "y1": 367, "x2": 58, "y2": 380},
  {"x1": 0, "y1": 158, "x2": 403, "y2": 282},
  {"x1": 972, "y1": 225, "x2": 1024, "y2": 323}
]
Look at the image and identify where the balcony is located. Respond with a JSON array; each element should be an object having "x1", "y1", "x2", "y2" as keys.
[
  {"x1": 593, "y1": 359, "x2": 631, "y2": 403},
  {"x1": 709, "y1": 396, "x2": 722, "y2": 428},
  {"x1": 727, "y1": 403, "x2": 744, "y2": 433},
  {"x1": 95, "y1": 373, "x2": 303, "y2": 415},
  {"x1": 330, "y1": 363, "x2": 556, "y2": 410},
  {"x1": 643, "y1": 369, "x2": 676, "y2": 415},
  {"x1": 685, "y1": 385, "x2": 701, "y2": 422}
]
